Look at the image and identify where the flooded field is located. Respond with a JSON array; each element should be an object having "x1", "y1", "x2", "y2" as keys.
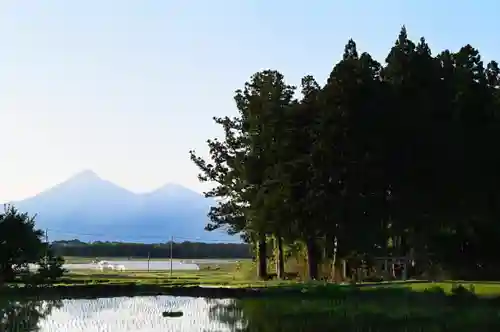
[
  {"x1": 0, "y1": 296, "x2": 239, "y2": 331},
  {"x1": 2, "y1": 291, "x2": 500, "y2": 331},
  {"x1": 28, "y1": 260, "x2": 200, "y2": 271}
]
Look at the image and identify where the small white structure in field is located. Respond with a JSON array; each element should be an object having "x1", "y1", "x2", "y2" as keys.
[
  {"x1": 116, "y1": 264, "x2": 126, "y2": 271},
  {"x1": 95, "y1": 260, "x2": 123, "y2": 272}
]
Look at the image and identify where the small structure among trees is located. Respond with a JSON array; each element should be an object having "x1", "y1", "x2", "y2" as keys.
[{"x1": 373, "y1": 256, "x2": 413, "y2": 281}]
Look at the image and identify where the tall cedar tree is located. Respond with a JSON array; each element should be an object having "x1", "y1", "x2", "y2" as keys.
[
  {"x1": 190, "y1": 70, "x2": 295, "y2": 279},
  {"x1": 192, "y1": 26, "x2": 500, "y2": 281}
]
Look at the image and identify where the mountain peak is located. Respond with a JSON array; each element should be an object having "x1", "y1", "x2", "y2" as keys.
[
  {"x1": 6, "y1": 172, "x2": 234, "y2": 243},
  {"x1": 157, "y1": 182, "x2": 189, "y2": 191},
  {"x1": 147, "y1": 183, "x2": 204, "y2": 201},
  {"x1": 71, "y1": 169, "x2": 100, "y2": 182},
  {"x1": 154, "y1": 183, "x2": 199, "y2": 194}
]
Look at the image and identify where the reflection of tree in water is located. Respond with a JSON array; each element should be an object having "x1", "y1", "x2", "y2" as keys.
[
  {"x1": 206, "y1": 299, "x2": 247, "y2": 332},
  {"x1": 206, "y1": 298, "x2": 332, "y2": 332},
  {"x1": 0, "y1": 298, "x2": 62, "y2": 332},
  {"x1": 206, "y1": 297, "x2": 500, "y2": 332}
]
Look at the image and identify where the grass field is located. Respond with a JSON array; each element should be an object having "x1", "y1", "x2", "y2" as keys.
[
  {"x1": 61, "y1": 257, "x2": 286, "y2": 288},
  {"x1": 402, "y1": 281, "x2": 500, "y2": 296},
  {"x1": 57, "y1": 256, "x2": 500, "y2": 297},
  {"x1": 63, "y1": 269, "x2": 294, "y2": 288},
  {"x1": 5, "y1": 256, "x2": 500, "y2": 299},
  {"x1": 61, "y1": 270, "x2": 500, "y2": 295}
]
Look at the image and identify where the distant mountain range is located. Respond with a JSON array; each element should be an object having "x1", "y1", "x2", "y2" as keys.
[{"x1": 1, "y1": 170, "x2": 237, "y2": 243}]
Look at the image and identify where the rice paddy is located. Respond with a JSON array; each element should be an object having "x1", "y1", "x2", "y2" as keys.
[{"x1": 4, "y1": 257, "x2": 500, "y2": 330}]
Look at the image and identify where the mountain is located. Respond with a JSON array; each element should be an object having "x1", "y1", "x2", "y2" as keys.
[{"x1": 1, "y1": 170, "x2": 238, "y2": 243}]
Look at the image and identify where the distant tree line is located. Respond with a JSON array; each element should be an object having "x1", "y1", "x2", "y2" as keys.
[
  {"x1": 50, "y1": 239, "x2": 252, "y2": 259},
  {"x1": 190, "y1": 26, "x2": 500, "y2": 281}
]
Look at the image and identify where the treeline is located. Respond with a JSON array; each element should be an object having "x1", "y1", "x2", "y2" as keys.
[
  {"x1": 190, "y1": 27, "x2": 500, "y2": 281},
  {"x1": 51, "y1": 240, "x2": 252, "y2": 259}
]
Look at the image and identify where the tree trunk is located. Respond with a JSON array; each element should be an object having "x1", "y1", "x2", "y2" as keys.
[
  {"x1": 257, "y1": 234, "x2": 267, "y2": 279},
  {"x1": 275, "y1": 236, "x2": 285, "y2": 279},
  {"x1": 306, "y1": 238, "x2": 319, "y2": 280},
  {"x1": 0, "y1": 263, "x2": 15, "y2": 282},
  {"x1": 330, "y1": 237, "x2": 341, "y2": 282}
]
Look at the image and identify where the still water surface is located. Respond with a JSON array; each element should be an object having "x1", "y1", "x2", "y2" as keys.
[
  {"x1": 28, "y1": 261, "x2": 200, "y2": 271},
  {"x1": 3, "y1": 296, "x2": 245, "y2": 332},
  {"x1": 3, "y1": 294, "x2": 498, "y2": 331}
]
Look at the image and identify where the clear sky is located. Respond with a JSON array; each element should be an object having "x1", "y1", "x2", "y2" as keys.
[{"x1": 0, "y1": 0, "x2": 497, "y2": 202}]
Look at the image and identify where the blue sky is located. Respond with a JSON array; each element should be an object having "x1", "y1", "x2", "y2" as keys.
[{"x1": 0, "y1": 0, "x2": 497, "y2": 202}]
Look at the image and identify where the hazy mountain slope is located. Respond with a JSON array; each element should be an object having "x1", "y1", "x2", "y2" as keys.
[{"x1": 2, "y1": 170, "x2": 236, "y2": 243}]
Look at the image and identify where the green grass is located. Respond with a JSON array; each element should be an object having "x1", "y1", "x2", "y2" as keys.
[
  {"x1": 60, "y1": 256, "x2": 261, "y2": 287},
  {"x1": 59, "y1": 267, "x2": 500, "y2": 296},
  {"x1": 58, "y1": 257, "x2": 500, "y2": 296},
  {"x1": 61, "y1": 268, "x2": 296, "y2": 289},
  {"x1": 11, "y1": 256, "x2": 500, "y2": 299},
  {"x1": 403, "y1": 281, "x2": 500, "y2": 296}
]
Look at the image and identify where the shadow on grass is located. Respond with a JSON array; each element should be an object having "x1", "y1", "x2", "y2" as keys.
[
  {"x1": 66, "y1": 273, "x2": 202, "y2": 281},
  {"x1": 2, "y1": 280, "x2": 500, "y2": 307}
]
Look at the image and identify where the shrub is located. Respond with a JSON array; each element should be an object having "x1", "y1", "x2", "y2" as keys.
[
  {"x1": 451, "y1": 283, "x2": 476, "y2": 299},
  {"x1": 35, "y1": 252, "x2": 67, "y2": 284}
]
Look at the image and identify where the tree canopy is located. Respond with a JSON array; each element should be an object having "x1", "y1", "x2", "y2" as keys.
[
  {"x1": 191, "y1": 26, "x2": 500, "y2": 281},
  {"x1": 0, "y1": 205, "x2": 64, "y2": 284},
  {"x1": 51, "y1": 240, "x2": 251, "y2": 259}
]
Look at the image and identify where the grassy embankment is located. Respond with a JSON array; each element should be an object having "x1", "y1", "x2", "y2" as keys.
[
  {"x1": 63, "y1": 269, "x2": 500, "y2": 296},
  {"x1": 20, "y1": 258, "x2": 500, "y2": 295},
  {"x1": 4, "y1": 257, "x2": 500, "y2": 300},
  {"x1": 60, "y1": 257, "x2": 500, "y2": 295}
]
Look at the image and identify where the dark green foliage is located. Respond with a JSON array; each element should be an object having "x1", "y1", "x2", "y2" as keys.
[
  {"x1": 0, "y1": 206, "x2": 44, "y2": 282},
  {"x1": 0, "y1": 299, "x2": 62, "y2": 332},
  {"x1": 0, "y1": 205, "x2": 65, "y2": 285},
  {"x1": 34, "y1": 251, "x2": 66, "y2": 284},
  {"x1": 450, "y1": 283, "x2": 476, "y2": 298},
  {"x1": 50, "y1": 240, "x2": 252, "y2": 259},
  {"x1": 192, "y1": 26, "x2": 500, "y2": 281}
]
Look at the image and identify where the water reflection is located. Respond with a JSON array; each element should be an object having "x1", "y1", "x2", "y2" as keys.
[
  {"x1": 206, "y1": 298, "x2": 329, "y2": 332},
  {"x1": 1, "y1": 296, "x2": 235, "y2": 331},
  {"x1": 206, "y1": 299, "x2": 247, "y2": 331},
  {"x1": 3, "y1": 295, "x2": 500, "y2": 331},
  {"x1": 0, "y1": 298, "x2": 62, "y2": 332},
  {"x1": 206, "y1": 297, "x2": 500, "y2": 332}
]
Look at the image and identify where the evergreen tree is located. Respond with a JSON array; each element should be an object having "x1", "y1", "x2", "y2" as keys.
[{"x1": 192, "y1": 26, "x2": 500, "y2": 281}]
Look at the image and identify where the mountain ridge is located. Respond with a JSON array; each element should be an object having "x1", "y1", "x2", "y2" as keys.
[
  {"x1": 2, "y1": 170, "x2": 205, "y2": 204},
  {"x1": 1, "y1": 170, "x2": 235, "y2": 243}
]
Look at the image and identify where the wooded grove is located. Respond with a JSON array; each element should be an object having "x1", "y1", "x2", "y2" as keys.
[
  {"x1": 190, "y1": 27, "x2": 500, "y2": 281},
  {"x1": 51, "y1": 240, "x2": 251, "y2": 259}
]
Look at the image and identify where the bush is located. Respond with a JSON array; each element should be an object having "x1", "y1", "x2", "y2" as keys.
[
  {"x1": 34, "y1": 252, "x2": 66, "y2": 284},
  {"x1": 363, "y1": 275, "x2": 384, "y2": 283},
  {"x1": 451, "y1": 283, "x2": 476, "y2": 299}
]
